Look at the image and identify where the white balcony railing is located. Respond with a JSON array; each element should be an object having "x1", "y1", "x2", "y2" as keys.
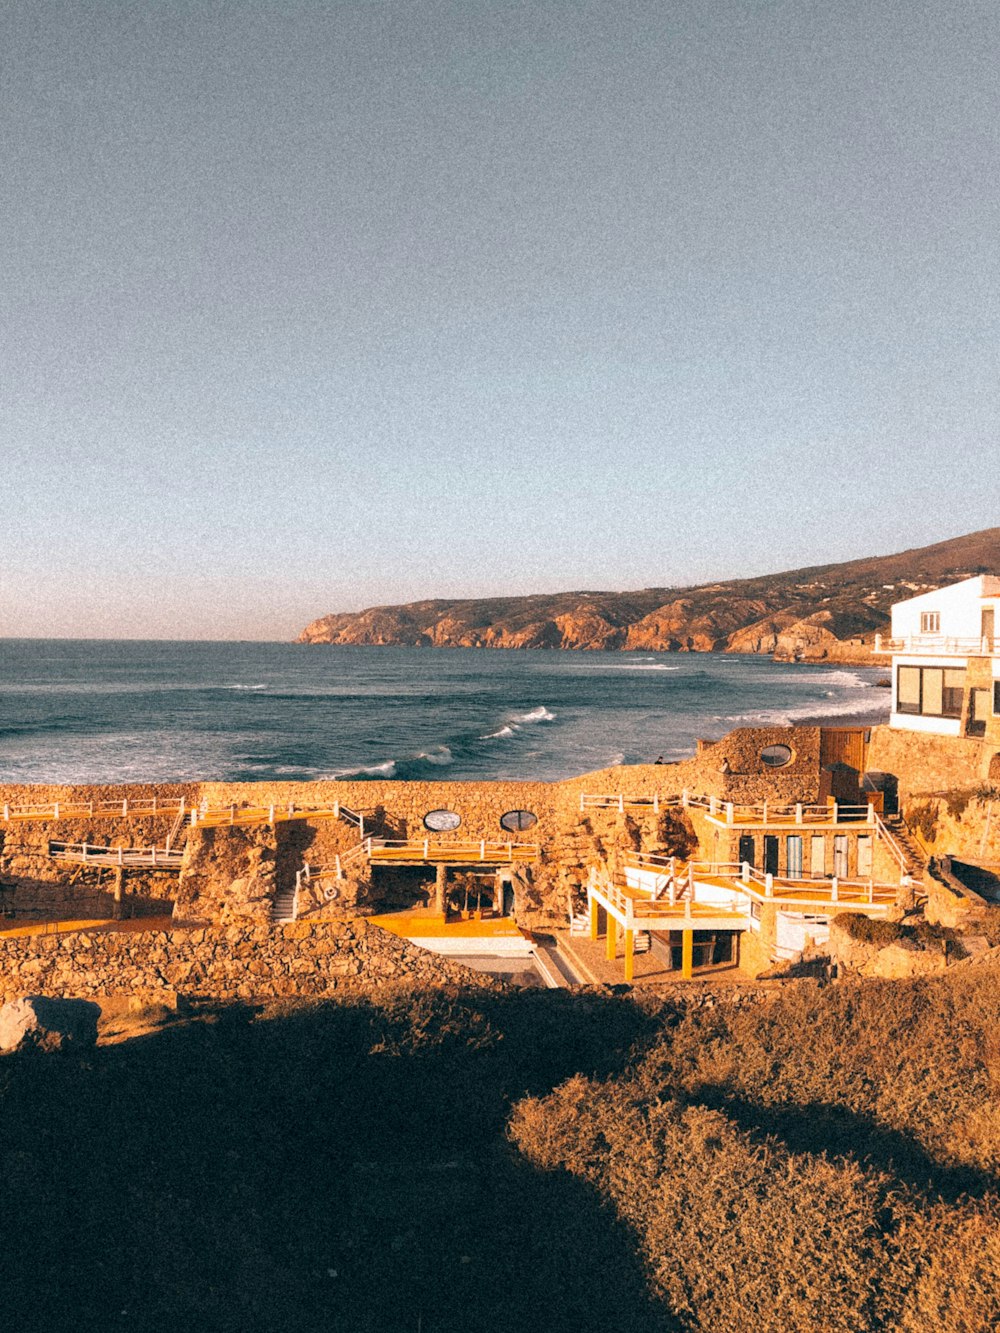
[{"x1": 874, "y1": 634, "x2": 997, "y2": 657}]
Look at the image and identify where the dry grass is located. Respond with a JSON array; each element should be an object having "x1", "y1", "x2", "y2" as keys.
[{"x1": 510, "y1": 972, "x2": 1000, "y2": 1332}]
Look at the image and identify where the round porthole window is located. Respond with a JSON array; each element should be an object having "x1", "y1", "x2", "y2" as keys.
[
  {"x1": 760, "y1": 744, "x2": 793, "y2": 768},
  {"x1": 423, "y1": 809, "x2": 461, "y2": 832},
  {"x1": 499, "y1": 809, "x2": 538, "y2": 832}
]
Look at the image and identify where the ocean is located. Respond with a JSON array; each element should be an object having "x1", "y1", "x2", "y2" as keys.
[{"x1": 0, "y1": 640, "x2": 891, "y2": 785}]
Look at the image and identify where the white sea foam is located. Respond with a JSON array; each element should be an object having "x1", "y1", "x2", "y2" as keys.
[
  {"x1": 573, "y1": 663, "x2": 681, "y2": 671},
  {"x1": 482, "y1": 725, "x2": 516, "y2": 739},
  {"x1": 516, "y1": 706, "x2": 556, "y2": 723},
  {"x1": 327, "y1": 760, "x2": 398, "y2": 779},
  {"x1": 415, "y1": 746, "x2": 454, "y2": 766},
  {"x1": 724, "y1": 693, "x2": 891, "y2": 726}
]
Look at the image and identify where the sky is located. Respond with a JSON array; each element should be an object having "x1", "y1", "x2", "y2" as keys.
[{"x1": 2, "y1": 0, "x2": 999, "y2": 640}]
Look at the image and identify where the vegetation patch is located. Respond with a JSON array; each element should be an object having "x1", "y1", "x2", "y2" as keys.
[
  {"x1": 5, "y1": 975, "x2": 1000, "y2": 1330},
  {"x1": 511, "y1": 974, "x2": 1000, "y2": 1331}
]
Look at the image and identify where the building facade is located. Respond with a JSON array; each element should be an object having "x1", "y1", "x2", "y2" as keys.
[{"x1": 876, "y1": 576, "x2": 1000, "y2": 744}]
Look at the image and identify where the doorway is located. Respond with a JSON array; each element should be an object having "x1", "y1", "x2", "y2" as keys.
[
  {"x1": 738, "y1": 834, "x2": 755, "y2": 870},
  {"x1": 857, "y1": 836, "x2": 873, "y2": 879},
  {"x1": 764, "y1": 836, "x2": 779, "y2": 876},
  {"x1": 786, "y1": 835, "x2": 803, "y2": 879},
  {"x1": 810, "y1": 835, "x2": 826, "y2": 878},
  {"x1": 834, "y1": 835, "x2": 849, "y2": 879},
  {"x1": 983, "y1": 607, "x2": 995, "y2": 647}
]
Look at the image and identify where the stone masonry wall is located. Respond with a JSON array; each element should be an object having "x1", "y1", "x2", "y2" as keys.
[
  {"x1": 865, "y1": 728, "x2": 986, "y2": 801},
  {"x1": 0, "y1": 731, "x2": 845, "y2": 932},
  {"x1": 0, "y1": 918, "x2": 493, "y2": 1005}
]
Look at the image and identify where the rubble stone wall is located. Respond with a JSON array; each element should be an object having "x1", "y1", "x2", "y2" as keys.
[{"x1": 0, "y1": 918, "x2": 491, "y2": 1005}]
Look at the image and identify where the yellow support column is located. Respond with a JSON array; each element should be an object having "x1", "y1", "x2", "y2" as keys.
[
  {"x1": 589, "y1": 896, "x2": 599, "y2": 941},
  {"x1": 624, "y1": 928, "x2": 634, "y2": 982},
  {"x1": 681, "y1": 929, "x2": 694, "y2": 980},
  {"x1": 606, "y1": 914, "x2": 617, "y2": 961}
]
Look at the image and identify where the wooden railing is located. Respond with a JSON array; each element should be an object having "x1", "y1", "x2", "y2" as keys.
[
  {"x1": 365, "y1": 838, "x2": 540, "y2": 864},
  {"x1": 2, "y1": 797, "x2": 186, "y2": 822},
  {"x1": 579, "y1": 790, "x2": 873, "y2": 827},
  {"x1": 614, "y1": 857, "x2": 899, "y2": 912},
  {"x1": 48, "y1": 841, "x2": 184, "y2": 869},
  {"x1": 872, "y1": 813, "x2": 913, "y2": 876}
]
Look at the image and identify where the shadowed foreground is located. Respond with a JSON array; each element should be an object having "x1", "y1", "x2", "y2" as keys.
[
  {"x1": 5, "y1": 974, "x2": 1000, "y2": 1332},
  {"x1": 0, "y1": 989, "x2": 670, "y2": 1333}
]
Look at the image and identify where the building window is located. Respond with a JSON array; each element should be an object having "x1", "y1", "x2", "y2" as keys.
[
  {"x1": 994, "y1": 681, "x2": 1000, "y2": 716},
  {"x1": 499, "y1": 809, "x2": 537, "y2": 832},
  {"x1": 897, "y1": 666, "x2": 965, "y2": 718},
  {"x1": 920, "y1": 612, "x2": 941, "y2": 633},
  {"x1": 423, "y1": 809, "x2": 461, "y2": 832},
  {"x1": 760, "y1": 744, "x2": 793, "y2": 768}
]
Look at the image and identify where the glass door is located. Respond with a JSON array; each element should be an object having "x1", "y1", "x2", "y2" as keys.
[{"x1": 786, "y1": 835, "x2": 803, "y2": 878}]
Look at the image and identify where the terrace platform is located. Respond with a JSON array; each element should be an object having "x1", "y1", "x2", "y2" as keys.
[{"x1": 368, "y1": 908, "x2": 534, "y2": 956}]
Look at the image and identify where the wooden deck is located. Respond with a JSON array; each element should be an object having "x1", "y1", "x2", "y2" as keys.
[{"x1": 366, "y1": 839, "x2": 539, "y2": 866}]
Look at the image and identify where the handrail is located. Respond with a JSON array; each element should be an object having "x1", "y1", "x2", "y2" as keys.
[
  {"x1": 48, "y1": 841, "x2": 184, "y2": 869},
  {"x1": 1, "y1": 797, "x2": 187, "y2": 822},
  {"x1": 872, "y1": 813, "x2": 911, "y2": 875},
  {"x1": 365, "y1": 838, "x2": 539, "y2": 862},
  {"x1": 0, "y1": 797, "x2": 350, "y2": 830},
  {"x1": 874, "y1": 633, "x2": 997, "y2": 656},
  {"x1": 578, "y1": 790, "x2": 874, "y2": 827},
  {"x1": 611, "y1": 857, "x2": 901, "y2": 914},
  {"x1": 165, "y1": 798, "x2": 187, "y2": 853}
]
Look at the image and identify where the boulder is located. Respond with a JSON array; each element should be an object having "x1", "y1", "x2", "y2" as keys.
[
  {"x1": 868, "y1": 944, "x2": 948, "y2": 980},
  {"x1": 0, "y1": 996, "x2": 101, "y2": 1053}
]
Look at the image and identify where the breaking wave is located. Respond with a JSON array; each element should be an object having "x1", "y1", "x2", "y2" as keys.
[
  {"x1": 725, "y1": 693, "x2": 890, "y2": 726},
  {"x1": 515, "y1": 706, "x2": 556, "y2": 723},
  {"x1": 414, "y1": 746, "x2": 454, "y2": 766},
  {"x1": 481, "y1": 706, "x2": 557, "y2": 741},
  {"x1": 327, "y1": 760, "x2": 398, "y2": 779}
]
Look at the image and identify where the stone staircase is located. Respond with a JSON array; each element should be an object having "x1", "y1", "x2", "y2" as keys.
[
  {"x1": 884, "y1": 814, "x2": 929, "y2": 879},
  {"x1": 271, "y1": 884, "x2": 298, "y2": 924}
]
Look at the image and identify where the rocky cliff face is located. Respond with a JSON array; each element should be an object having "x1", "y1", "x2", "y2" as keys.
[{"x1": 297, "y1": 528, "x2": 1000, "y2": 661}]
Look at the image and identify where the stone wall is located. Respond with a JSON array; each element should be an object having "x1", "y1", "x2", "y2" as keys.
[
  {"x1": 827, "y1": 917, "x2": 949, "y2": 979},
  {"x1": 866, "y1": 727, "x2": 986, "y2": 799},
  {"x1": 0, "y1": 918, "x2": 492, "y2": 1005},
  {"x1": 0, "y1": 731, "x2": 855, "y2": 933}
]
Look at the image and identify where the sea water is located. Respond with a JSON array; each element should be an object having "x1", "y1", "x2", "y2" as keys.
[{"x1": 0, "y1": 640, "x2": 891, "y2": 785}]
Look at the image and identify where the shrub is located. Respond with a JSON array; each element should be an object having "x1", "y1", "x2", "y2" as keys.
[
  {"x1": 510, "y1": 972, "x2": 1000, "y2": 1330},
  {"x1": 833, "y1": 913, "x2": 904, "y2": 947}
]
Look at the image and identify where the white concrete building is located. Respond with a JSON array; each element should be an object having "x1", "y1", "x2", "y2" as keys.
[{"x1": 874, "y1": 576, "x2": 1000, "y2": 737}]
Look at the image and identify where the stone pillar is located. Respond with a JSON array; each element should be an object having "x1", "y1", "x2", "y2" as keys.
[{"x1": 434, "y1": 863, "x2": 447, "y2": 919}]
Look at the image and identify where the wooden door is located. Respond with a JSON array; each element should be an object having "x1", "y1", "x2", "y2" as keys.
[
  {"x1": 857, "y1": 836, "x2": 873, "y2": 878},
  {"x1": 834, "y1": 835, "x2": 849, "y2": 879},
  {"x1": 764, "y1": 836, "x2": 779, "y2": 876},
  {"x1": 738, "y1": 834, "x2": 755, "y2": 869},
  {"x1": 810, "y1": 835, "x2": 826, "y2": 877}
]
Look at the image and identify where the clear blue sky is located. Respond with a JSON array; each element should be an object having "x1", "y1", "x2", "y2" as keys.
[{"x1": 3, "y1": 0, "x2": 999, "y2": 639}]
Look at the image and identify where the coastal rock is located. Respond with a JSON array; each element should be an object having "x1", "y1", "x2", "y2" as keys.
[
  {"x1": 0, "y1": 995, "x2": 100, "y2": 1053},
  {"x1": 295, "y1": 528, "x2": 1000, "y2": 657}
]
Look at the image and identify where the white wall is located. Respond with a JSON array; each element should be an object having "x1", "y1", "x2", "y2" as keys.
[
  {"x1": 775, "y1": 910, "x2": 830, "y2": 956},
  {"x1": 889, "y1": 711, "x2": 961, "y2": 736},
  {"x1": 890, "y1": 577, "x2": 996, "y2": 641}
]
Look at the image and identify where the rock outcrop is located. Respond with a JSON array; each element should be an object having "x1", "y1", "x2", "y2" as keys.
[
  {"x1": 0, "y1": 995, "x2": 100, "y2": 1052},
  {"x1": 298, "y1": 527, "x2": 1000, "y2": 659}
]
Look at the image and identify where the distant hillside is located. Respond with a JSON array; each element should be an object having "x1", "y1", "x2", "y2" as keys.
[{"x1": 297, "y1": 528, "x2": 1000, "y2": 661}]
